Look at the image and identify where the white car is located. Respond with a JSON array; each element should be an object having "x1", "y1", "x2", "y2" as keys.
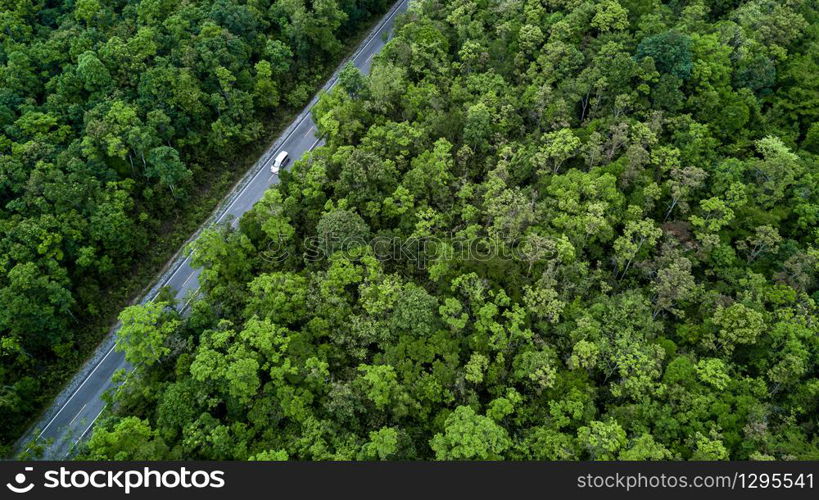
[{"x1": 271, "y1": 151, "x2": 290, "y2": 174}]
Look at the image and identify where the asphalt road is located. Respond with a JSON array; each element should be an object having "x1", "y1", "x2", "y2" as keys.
[{"x1": 25, "y1": 0, "x2": 409, "y2": 459}]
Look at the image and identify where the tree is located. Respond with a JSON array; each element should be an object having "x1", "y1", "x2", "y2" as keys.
[
  {"x1": 464, "y1": 353, "x2": 489, "y2": 384},
  {"x1": 635, "y1": 32, "x2": 693, "y2": 80},
  {"x1": 188, "y1": 226, "x2": 255, "y2": 306},
  {"x1": 315, "y1": 208, "x2": 371, "y2": 258},
  {"x1": 334, "y1": 148, "x2": 398, "y2": 210},
  {"x1": 734, "y1": 54, "x2": 776, "y2": 94},
  {"x1": 249, "y1": 450, "x2": 289, "y2": 461},
  {"x1": 690, "y1": 433, "x2": 729, "y2": 461},
  {"x1": 512, "y1": 348, "x2": 558, "y2": 392},
  {"x1": 613, "y1": 219, "x2": 662, "y2": 278},
  {"x1": 339, "y1": 62, "x2": 367, "y2": 99},
  {"x1": 651, "y1": 256, "x2": 698, "y2": 318},
  {"x1": 359, "y1": 427, "x2": 399, "y2": 460},
  {"x1": 664, "y1": 166, "x2": 706, "y2": 221},
  {"x1": 752, "y1": 136, "x2": 801, "y2": 206},
  {"x1": 74, "y1": 0, "x2": 102, "y2": 26},
  {"x1": 538, "y1": 128, "x2": 582, "y2": 174},
  {"x1": 76, "y1": 51, "x2": 111, "y2": 91},
  {"x1": 364, "y1": 62, "x2": 406, "y2": 117},
  {"x1": 189, "y1": 318, "x2": 290, "y2": 405},
  {"x1": 711, "y1": 303, "x2": 766, "y2": 354},
  {"x1": 253, "y1": 61, "x2": 280, "y2": 110},
  {"x1": 517, "y1": 25, "x2": 544, "y2": 56},
  {"x1": 737, "y1": 225, "x2": 781, "y2": 263},
  {"x1": 463, "y1": 101, "x2": 493, "y2": 151},
  {"x1": 592, "y1": 0, "x2": 629, "y2": 33},
  {"x1": 545, "y1": 169, "x2": 625, "y2": 248},
  {"x1": 244, "y1": 272, "x2": 308, "y2": 324},
  {"x1": 732, "y1": 0, "x2": 807, "y2": 49},
  {"x1": 0, "y1": 262, "x2": 74, "y2": 354},
  {"x1": 619, "y1": 434, "x2": 673, "y2": 460},
  {"x1": 84, "y1": 417, "x2": 168, "y2": 460},
  {"x1": 145, "y1": 146, "x2": 191, "y2": 197},
  {"x1": 356, "y1": 364, "x2": 401, "y2": 411},
  {"x1": 690, "y1": 197, "x2": 735, "y2": 248},
  {"x1": 803, "y1": 123, "x2": 819, "y2": 154},
  {"x1": 430, "y1": 406, "x2": 511, "y2": 460},
  {"x1": 577, "y1": 420, "x2": 627, "y2": 460},
  {"x1": 116, "y1": 301, "x2": 179, "y2": 366}
]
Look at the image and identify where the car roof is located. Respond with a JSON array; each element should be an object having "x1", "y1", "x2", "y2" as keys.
[{"x1": 275, "y1": 151, "x2": 288, "y2": 160}]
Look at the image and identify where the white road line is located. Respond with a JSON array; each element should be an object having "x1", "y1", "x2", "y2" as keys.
[
  {"x1": 75, "y1": 405, "x2": 106, "y2": 444},
  {"x1": 37, "y1": 341, "x2": 117, "y2": 437},
  {"x1": 366, "y1": 5, "x2": 401, "y2": 56},
  {"x1": 181, "y1": 287, "x2": 201, "y2": 312},
  {"x1": 216, "y1": 121, "x2": 310, "y2": 224},
  {"x1": 180, "y1": 270, "x2": 196, "y2": 288},
  {"x1": 304, "y1": 126, "x2": 315, "y2": 137},
  {"x1": 68, "y1": 404, "x2": 86, "y2": 426},
  {"x1": 164, "y1": 257, "x2": 189, "y2": 287}
]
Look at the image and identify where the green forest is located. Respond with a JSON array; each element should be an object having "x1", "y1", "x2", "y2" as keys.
[
  {"x1": 8, "y1": 0, "x2": 819, "y2": 460},
  {"x1": 0, "y1": 0, "x2": 393, "y2": 452},
  {"x1": 74, "y1": 0, "x2": 819, "y2": 460}
]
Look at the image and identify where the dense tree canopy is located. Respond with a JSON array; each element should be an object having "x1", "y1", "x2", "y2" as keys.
[
  {"x1": 74, "y1": 0, "x2": 819, "y2": 460},
  {"x1": 0, "y1": 0, "x2": 393, "y2": 452}
]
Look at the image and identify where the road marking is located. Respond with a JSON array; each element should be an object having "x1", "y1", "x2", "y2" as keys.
[
  {"x1": 68, "y1": 404, "x2": 86, "y2": 426},
  {"x1": 181, "y1": 270, "x2": 196, "y2": 288},
  {"x1": 304, "y1": 126, "x2": 315, "y2": 137},
  {"x1": 75, "y1": 406, "x2": 106, "y2": 445},
  {"x1": 33, "y1": 0, "x2": 410, "y2": 457},
  {"x1": 181, "y1": 287, "x2": 201, "y2": 313},
  {"x1": 37, "y1": 341, "x2": 117, "y2": 438},
  {"x1": 216, "y1": 123, "x2": 314, "y2": 224},
  {"x1": 164, "y1": 256, "x2": 191, "y2": 288}
]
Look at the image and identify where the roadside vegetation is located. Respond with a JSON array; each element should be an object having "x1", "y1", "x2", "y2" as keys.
[{"x1": 0, "y1": 0, "x2": 394, "y2": 453}]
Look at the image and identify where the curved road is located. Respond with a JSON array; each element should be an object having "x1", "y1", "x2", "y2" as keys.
[{"x1": 23, "y1": 0, "x2": 409, "y2": 459}]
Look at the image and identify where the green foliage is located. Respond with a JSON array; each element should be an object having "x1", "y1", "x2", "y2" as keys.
[
  {"x1": 78, "y1": 0, "x2": 819, "y2": 461},
  {"x1": 430, "y1": 406, "x2": 511, "y2": 460},
  {"x1": 83, "y1": 417, "x2": 168, "y2": 461},
  {"x1": 0, "y1": 0, "x2": 395, "y2": 447},
  {"x1": 577, "y1": 420, "x2": 627, "y2": 460},
  {"x1": 635, "y1": 31, "x2": 694, "y2": 80},
  {"x1": 316, "y1": 208, "x2": 372, "y2": 257},
  {"x1": 116, "y1": 301, "x2": 179, "y2": 366}
]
